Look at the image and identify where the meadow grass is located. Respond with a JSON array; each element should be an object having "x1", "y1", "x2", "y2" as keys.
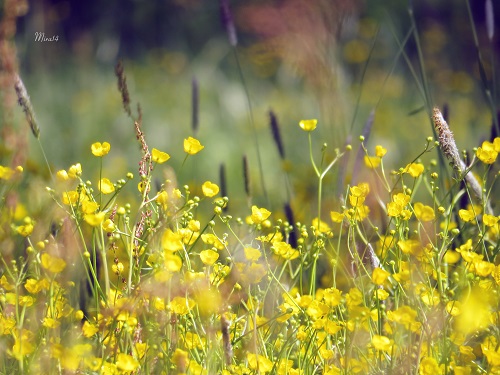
[{"x1": 1, "y1": 1, "x2": 500, "y2": 375}]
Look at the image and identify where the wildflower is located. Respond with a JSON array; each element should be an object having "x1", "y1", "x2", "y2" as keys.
[
  {"x1": 16, "y1": 218, "x2": 34, "y2": 237},
  {"x1": 162, "y1": 229, "x2": 183, "y2": 252},
  {"x1": 322, "y1": 287, "x2": 343, "y2": 307},
  {"x1": 387, "y1": 193, "x2": 411, "y2": 218},
  {"x1": 171, "y1": 348, "x2": 189, "y2": 371},
  {"x1": 386, "y1": 305, "x2": 420, "y2": 332},
  {"x1": 404, "y1": 163, "x2": 425, "y2": 178},
  {"x1": 372, "y1": 335, "x2": 393, "y2": 352},
  {"x1": 11, "y1": 329, "x2": 35, "y2": 359},
  {"x1": 419, "y1": 357, "x2": 443, "y2": 375},
  {"x1": 170, "y1": 296, "x2": 196, "y2": 315},
  {"x1": 306, "y1": 300, "x2": 330, "y2": 320},
  {"x1": 156, "y1": 190, "x2": 169, "y2": 210},
  {"x1": 98, "y1": 178, "x2": 115, "y2": 194},
  {"x1": 184, "y1": 136, "x2": 204, "y2": 155},
  {"x1": 247, "y1": 353, "x2": 273, "y2": 373},
  {"x1": 375, "y1": 145, "x2": 387, "y2": 157},
  {"x1": 165, "y1": 254, "x2": 182, "y2": 272},
  {"x1": 414, "y1": 202, "x2": 435, "y2": 222},
  {"x1": 41, "y1": 253, "x2": 66, "y2": 273},
  {"x1": 200, "y1": 249, "x2": 219, "y2": 265},
  {"x1": 62, "y1": 190, "x2": 79, "y2": 205},
  {"x1": 151, "y1": 148, "x2": 170, "y2": 163},
  {"x1": 459, "y1": 207, "x2": 479, "y2": 222},
  {"x1": 202, "y1": 181, "x2": 219, "y2": 197},
  {"x1": 102, "y1": 219, "x2": 115, "y2": 232},
  {"x1": 475, "y1": 260, "x2": 495, "y2": 277},
  {"x1": 372, "y1": 267, "x2": 390, "y2": 285},
  {"x1": 330, "y1": 211, "x2": 344, "y2": 223},
  {"x1": 312, "y1": 217, "x2": 331, "y2": 234},
  {"x1": 250, "y1": 205, "x2": 271, "y2": 224},
  {"x1": 364, "y1": 155, "x2": 381, "y2": 168},
  {"x1": 299, "y1": 119, "x2": 318, "y2": 131},
  {"x1": 272, "y1": 241, "x2": 299, "y2": 260},
  {"x1": 244, "y1": 247, "x2": 261, "y2": 261},
  {"x1": 476, "y1": 140, "x2": 498, "y2": 164},
  {"x1": 81, "y1": 200, "x2": 98, "y2": 214},
  {"x1": 201, "y1": 233, "x2": 226, "y2": 250},
  {"x1": 398, "y1": 239, "x2": 422, "y2": 255},
  {"x1": 346, "y1": 288, "x2": 363, "y2": 307},
  {"x1": 68, "y1": 163, "x2": 82, "y2": 178},
  {"x1": 116, "y1": 353, "x2": 140, "y2": 372},
  {"x1": 483, "y1": 214, "x2": 499, "y2": 227},
  {"x1": 81, "y1": 320, "x2": 99, "y2": 338},
  {"x1": 42, "y1": 317, "x2": 61, "y2": 329},
  {"x1": 91, "y1": 141, "x2": 110, "y2": 157},
  {"x1": 84, "y1": 212, "x2": 106, "y2": 227},
  {"x1": 0, "y1": 165, "x2": 14, "y2": 180}
]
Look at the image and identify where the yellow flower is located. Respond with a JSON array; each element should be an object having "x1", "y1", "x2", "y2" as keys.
[
  {"x1": 98, "y1": 178, "x2": 115, "y2": 194},
  {"x1": 11, "y1": 329, "x2": 35, "y2": 359},
  {"x1": 476, "y1": 140, "x2": 498, "y2": 164},
  {"x1": 201, "y1": 233, "x2": 226, "y2": 250},
  {"x1": 330, "y1": 211, "x2": 344, "y2": 223},
  {"x1": 16, "y1": 219, "x2": 34, "y2": 237},
  {"x1": 116, "y1": 353, "x2": 140, "y2": 372},
  {"x1": 84, "y1": 212, "x2": 105, "y2": 227},
  {"x1": 0, "y1": 165, "x2": 14, "y2": 180},
  {"x1": 386, "y1": 305, "x2": 420, "y2": 331},
  {"x1": 165, "y1": 254, "x2": 182, "y2": 272},
  {"x1": 459, "y1": 208, "x2": 477, "y2": 222},
  {"x1": 299, "y1": 119, "x2": 318, "y2": 131},
  {"x1": 184, "y1": 136, "x2": 204, "y2": 155},
  {"x1": 364, "y1": 155, "x2": 381, "y2": 168},
  {"x1": 306, "y1": 300, "x2": 330, "y2": 320},
  {"x1": 102, "y1": 219, "x2": 115, "y2": 233},
  {"x1": 244, "y1": 247, "x2": 261, "y2": 261},
  {"x1": 41, "y1": 253, "x2": 66, "y2": 273},
  {"x1": 42, "y1": 317, "x2": 61, "y2": 329},
  {"x1": 247, "y1": 353, "x2": 273, "y2": 373},
  {"x1": 152, "y1": 148, "x2": 170, "y2": 163},
  {"x1": 201, "y1": 181, "x2": 219, "y2": 197},
  {"x1": 404, "y1": 163, "x2": 425, "y2": 178},
  {"x1": 483, "y1": 214, "x2": 499, "y2": 227},
  {"x1": 200, "y1": 249, "x2": 219, "y2": 265},
  {"x1": 375, "y1": 145, "x2": 387, "y2": 157},
  {"x1": 82, "y1": 321, "x2": 99, "y2": 337},
  {"x1": 91, "y1": 141, "x2": 110, "y2": 157},
  {"x1": 81, "y1": 200, "x2": 99, "y2": 214},
  {"x1": 372, "y1": 335, "x2": 393, "y2": 352},
  {"x1": 162, "y1": 229, "x2": 183, "y2": 252},
  {"x1": 414, "y1": 202, "x2": 435, "y2": 222},
  {"x1": 322, "y1": 287, "x2": 343, "y2": 307},
  {"x1": 387, "y1": 193, "x2": 411, "y2": 217},
  {"x1": 419, "y1": 357, "x2": 443, "y2": 375},
  {"x1": 68, "y1": 163, "x2": 82, "y2": 178},
  {"x1": 272, "y1": 241, "x2": 299, "y2": 260},
  {"x1": 250, "y1": 205, "x2": 271, "y2": 224},
  {"x1": 62, "y1": 190, "x2": 79, "y2": 205},
  {"x1": 171, "y1": 349, "x2": 189, "y2": 372},
  {"x1": 170, "y1": 296, "x2": 196, "y2": 315},
  {"x1": 56, "y1": 169, "x2": 69, "y2": 181},
  {"x1": 372, "y1": 267, "x2": 390, "y2": 285},
  {"x1": 475, "y1": 260, "x2": 495, "y2": 277},
  {"x1": 398, "y1": 239, "x2": 422, "y2": 255}
]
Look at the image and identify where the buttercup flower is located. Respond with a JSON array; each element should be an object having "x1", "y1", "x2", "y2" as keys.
[
  {"x1": 152, "y1": 148, "x2": 170, "y2": 163},
  {"x1": 184, "y1": 136, "x2": 204, "y2": 155},
  {"x1": 91, "y1": 141, "x2": 110, "y2": 157},
  {"x1": 202, "y1": 181, "x2": 219, "y2": 197},
  {"x1": 299, "y1": 119, "x2": 318, "y2": 131}
]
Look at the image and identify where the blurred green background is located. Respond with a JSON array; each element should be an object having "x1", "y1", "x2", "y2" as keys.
[{"x1": 6, "y1": 0, "x2": 500, "y2": 216}]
